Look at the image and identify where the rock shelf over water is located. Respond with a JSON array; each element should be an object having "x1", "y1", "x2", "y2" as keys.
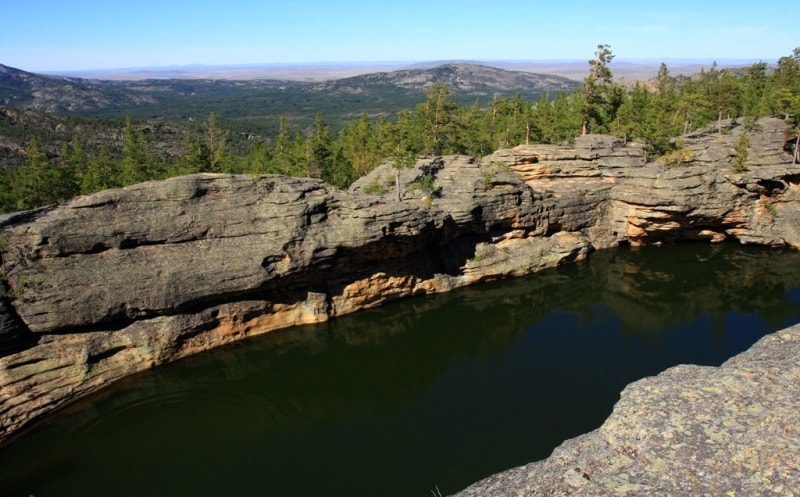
[
  {"x1": 2, "y1": 116, "x2": 800, "y2": 493},
  {"x1": 452, "y1": 323, "x2": 800, "y2": 496}
]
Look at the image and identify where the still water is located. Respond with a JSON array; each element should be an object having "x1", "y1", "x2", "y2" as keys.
[{"x1": 3, "y1": 243, "x2": 800, "y2": 497}]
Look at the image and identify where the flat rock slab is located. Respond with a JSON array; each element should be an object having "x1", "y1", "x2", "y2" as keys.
[{"x1": 452, "y1": 323, "x2": 800, "y2": 496}]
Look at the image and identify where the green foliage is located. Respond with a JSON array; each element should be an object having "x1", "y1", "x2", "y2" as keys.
[
  {"x1": 362, "y1": 179, "x2": 388, "y2": 195},
  {"x1": 662, "y1": 139, "x2": 694, "y2": 167},
  {"x1": 482, "y1": 170, "x2": 494, "y2": 191},
  {"x1": 581, "y1": 44, "x2": 617, "y2": 135},
  {"x1": 8, "y1": 137, "x2": 77, "y2": 209},
  {"x1": 4, "y1": 46, "x2": 800, "y2": 213},
  {"x1": 338, "y1": 113, "x2": 384, "y2": 178},
  {"x1": 80, "y1": 146, "x2": 118, "y2": 194},
  {"x1": 732, "y1": 131, "x2": 751, "y2": 173},
  {"x1": 408, "y1": 173, "x2": 436, "y2": 193},
  {"x1": 119, "y1": 117, "x2": 155, "y2": 186},
  {"x1": 418, "y1": 84, "x2": 460, "y2": 155},
  {"x1": 766, "y1": 202, "x2": 778, "y2": 217}
]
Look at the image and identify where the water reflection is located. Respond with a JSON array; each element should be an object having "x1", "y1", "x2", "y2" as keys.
[{"x1": 1, "y1": 243, "x2": 800, "y2": 497}]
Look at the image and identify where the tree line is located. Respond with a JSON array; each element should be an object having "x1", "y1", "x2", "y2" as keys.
[{"x1": 1, "y1": 46, "x2": 799, "y2": 213}]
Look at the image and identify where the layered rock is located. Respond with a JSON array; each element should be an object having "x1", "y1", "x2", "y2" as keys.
[
  {"x1": 1, "y1": 115, "x2": 799, "y2": 493},
  {"x1": 0, "y1": 158, "x2": 593, "y2": 443}
]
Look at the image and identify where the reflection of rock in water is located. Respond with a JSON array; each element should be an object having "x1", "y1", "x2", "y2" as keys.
[
  {"x1": 3, "y1": 116, "x2": 800, "y2": 446},
  {"x1": 3, "y1": 242, "x2": 800, "y2": 497},
  {"x1": 92, "y1": 242, "x2": 800, "y2": 430}
]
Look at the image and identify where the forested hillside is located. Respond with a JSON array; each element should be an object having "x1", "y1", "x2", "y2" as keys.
[
  {"x1": 1, "y1": 46, "x2": 799, "y2": 214},
  {"x1": 0, "y1": 63, "x2": 578, "y2": 128}
]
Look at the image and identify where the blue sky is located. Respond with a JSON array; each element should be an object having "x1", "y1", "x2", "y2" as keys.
[{"x1": 2, "y1": 0, "x2": 795, "y2": 72}]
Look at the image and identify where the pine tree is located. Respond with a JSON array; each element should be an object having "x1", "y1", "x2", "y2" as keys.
[
  {"x1": 338, "y1": 113, "x2": 383, "y2": 179},
  {"x1": 418, "y1": 84, "x2": 459, "y2": 155},
  {"x1": 581, "y1": 44, "x2": 616, "y2": 135},
  {"x1": 272, "y1": 116, "x2": 297, "y2": 176},
  {"x1": 11, "y1": 137, "x2": 61, "y2": 209},
  {"x1": 773, "y1": 48, "x2": 800, "y2": 121},
  {"x1": 204, "y1": 112, "x2": 231, "y2": 172},
  {"x1": 55, "y1": 140, "x2": 81, "y2": 200},
  {"x1": 741, "y1": 62, "x2": 769, "y2": 124},
  {"x1": 243, "y1": 140, "x2": 272, "y2": 176},
  {"x1": 308, "y1": 114, "x2": 334, "y2": 181},
  {"x1": 179, "y1": 134, "x2": 211, "y2": 174},
  {"x1": 118, "y1": 117, "x2": 153, "y2": 186},
  {"x1": 80, "y1": 146, "x2": 117, "y2": 194},
  {"x1": 382, "y1": 109, "x2": 420, "y2": 165},
  {"x1": 732, "y1": 131, "x2": 751, "y2": 173},
  {"x1": 460, "y1": 100, "x2": 493, "y2": 158}
]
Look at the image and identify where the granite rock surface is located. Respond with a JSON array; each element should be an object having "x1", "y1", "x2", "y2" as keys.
[{"x1": 451, "y1": 323, "x2": 800, "y2": 496}]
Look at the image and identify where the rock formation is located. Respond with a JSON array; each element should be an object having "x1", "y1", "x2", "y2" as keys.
[
  {"x1": 1, "y1": 116, "x2": 799, "y2": 493},
  {"x1": 451, "y1": 323, "x2": 800, "y2": 496}
]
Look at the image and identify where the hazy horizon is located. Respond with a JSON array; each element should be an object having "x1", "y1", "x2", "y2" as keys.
[
  {"x1": 19, "y1": 57, "x2": 768, "y2": 83},
  {"x1": 4, "y1": 0, "x2": 793, "y2": 74}
]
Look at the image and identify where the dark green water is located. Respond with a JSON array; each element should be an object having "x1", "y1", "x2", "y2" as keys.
[{"x1": 3, "y1": 243, "x2": 800, "y2": 497}]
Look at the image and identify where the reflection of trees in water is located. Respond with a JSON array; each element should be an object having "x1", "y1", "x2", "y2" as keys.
[
  {"x1": 6, "y1": 242, "x2": 800, "y2": 497},
  {"x1": 56, "y1": 244, "x2": 800, "y2": 436},
  {"x1": 595, "y1": 243, "x2": 800, "y2": 334}
]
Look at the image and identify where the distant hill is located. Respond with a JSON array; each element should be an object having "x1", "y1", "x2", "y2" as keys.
[
  {"x1": 309, "y1": 63, "x2": 579, "y2": 97},
  {"x1": 0, "y1": 63, "x2": 581, "y2": 127},
  {"x1": 0, "y1": 64, "x2": 303, "y2": 116}
]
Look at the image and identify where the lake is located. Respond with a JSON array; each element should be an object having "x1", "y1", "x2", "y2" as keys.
[{"x1": 2, "y1": 243, "x2": 800, "y2": 497}]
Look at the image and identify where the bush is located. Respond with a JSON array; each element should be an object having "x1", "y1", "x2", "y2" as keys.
[
  {"x1": 662, "y1": 140, "x2": 694, "y2": 167},
  {"x1": 732, "y1": 131, "x2": 750, "y2": 173}
]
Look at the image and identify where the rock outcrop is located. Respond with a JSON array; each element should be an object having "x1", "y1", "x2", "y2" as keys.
[
  {"x1": 452, "y1": 323, "x2": 800, "y2": 496},
  {"x1": 1, "y1": 116, "x2": 799, "y2": 493}
]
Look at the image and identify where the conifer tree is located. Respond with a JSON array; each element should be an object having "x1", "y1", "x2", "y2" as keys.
[
  {"x1": 118, "y1": 117, "x2": 153, "y2": 186},
  {"x1": 581, "y1": 44, "x2": 616, "y2": 135},
  {"x1": 382, "y1": 109, "x2": 420, "y2": 165},
  {"x1": 272, "y1": 116, "x2": 297, "y2": 176},
  {"x1": 741, "y1": 62, "x2": 770, "y2": 124},
  {"x1": 418, "y1": 84, "x2": 459, "y2": 155},
  {"x1": 733, "y1": 130, "x2": 751, "y2": 173},
  {"x1": 80, "y1": 146, "x2": 117, "y2": 194},
  {"x1": 55, "y1": 140, "x2": 81, "y2": 200},
  {"x1": 204, "y1": 112, "x2": 231, "y2": 172},
  {"x1": 11, "y1": 137, "x2": 60, "y2": 209},
  {"x1": 308, "y1": 114, "x2": 334, "y2": 181},
  {"x1": 339, "y1": 113, "x2": 382, "y2": 178},
  {"x1": 773, "y1": 48, "x2": 800, "y2": 121},
  {"x1": 243, "y1": 140, "x2": 272, "y2": 176},
  {"x1": 179, "y1": 134, "x2": 211, "y2": 174}
]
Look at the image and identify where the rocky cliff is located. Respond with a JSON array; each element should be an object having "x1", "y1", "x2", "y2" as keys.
[{"x1": 1, "y1": 116, "x2": 799, "y2": 492}]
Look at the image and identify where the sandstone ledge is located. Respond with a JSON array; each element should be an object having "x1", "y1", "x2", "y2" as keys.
[{"x1": 452, "y1": 323, "x2": 800, "y2": 496}]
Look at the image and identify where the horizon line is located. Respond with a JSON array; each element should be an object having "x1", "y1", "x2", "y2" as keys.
[{"x1": 30, "y1": 56, "x2": 771, "y2": 75}]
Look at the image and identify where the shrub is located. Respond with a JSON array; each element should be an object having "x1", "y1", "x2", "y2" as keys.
[
  {"x1": 732, "y1": 131, "x2": 751, "y2": 173},
  {"x1": 362, "y1": 180, "x2": 387, "y2": 195}
]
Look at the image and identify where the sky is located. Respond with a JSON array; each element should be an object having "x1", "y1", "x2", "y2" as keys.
[{"x1": 2, "y1": 0, "x2": 796, "y2": 73}]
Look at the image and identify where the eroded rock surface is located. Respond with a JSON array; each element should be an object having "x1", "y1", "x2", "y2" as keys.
[
  {"x1": 0, "y1": 158, "x2": 594, "y2": 442},
  {"x1": 452, "y1": 323, "x2": 800, "y2": 496},
  {"x1": 1, "y1": 116, "x2": 799, "y2": 494}
]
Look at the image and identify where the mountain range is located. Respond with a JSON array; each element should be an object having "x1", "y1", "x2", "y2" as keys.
[{"x1": 0, "y1": 63, "x2": 581, "y2": 122}]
